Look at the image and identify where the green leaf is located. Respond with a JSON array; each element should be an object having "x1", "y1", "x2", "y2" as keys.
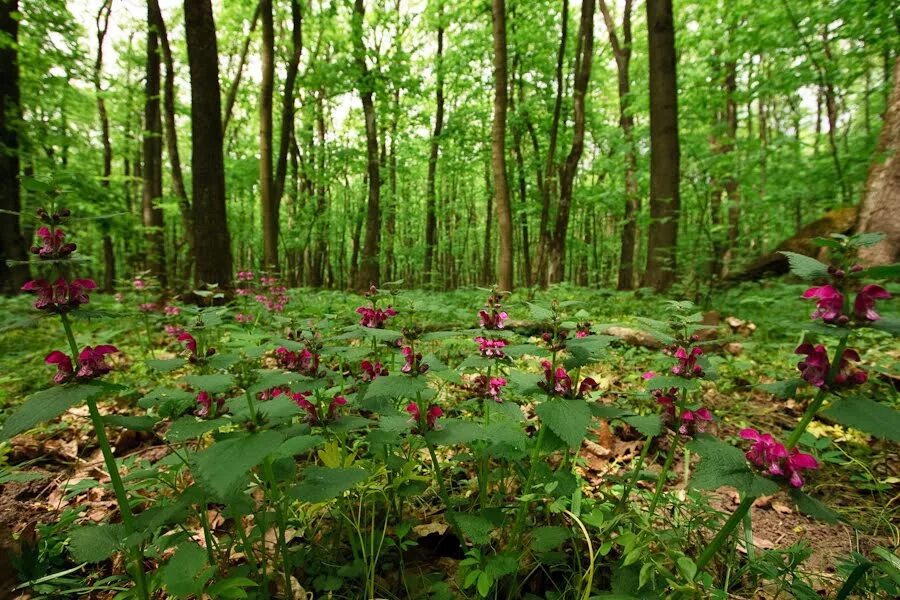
[
  {"x1": 778, "y1": 251, "x2": 830, "y2": 279},
  {"x1": 530, "y1": 526, "x2": 569, "y2": 552},
  {"x1": 275, "y1": 434, "x2": 324, "y2": 458},
  {"x1": 291, "y1": 466, "x2": 370, "y2": 503},
  {"x1": 676, "y1": 556, "x2": 697, "y2": 580},
  {"x1": 564, "y1": 335, "x2": 615, "y2": 369},
  {"x1": 453, "y1": 512, "x2": 493, "y2": 545},
  {"x1": 646, "y1": 375, "x2": 699, "y2": 392},
  {"x1": 858, "y1": 263, "x2": 900, "y2": 279},
  {"x1": 849, "y1": 232, "x2": 885, "y2": 248},
  {"x1": 622, "y1": 414, "x2": 662, "y2": 437},
  {"x1": 870, "y1": 316, "x2": 900, "y2": 337},
  {"x1": 526, "y1": 302, "x2": 553, "y2": 321},
  {"x1": 687, "y1": 435, "x2": 779, "y2": 497},
  {"x1": 146, "y1": 358, "x2": 185, "y2": 373},
  {"x1": 206, "y1": 577, "x2": 258, "y2": 599},
  {"x1": 161, "y1": 542, "x2": 215, "y2": 598},
  {"x1": 502, "y1": 343, "x2": 549, "y2": 359},
  {"x1": 1, "y1": 383, "x2": 106, "y2": 441},
  {"x1": 426, "y1": 419, "x2": 484, "y2": 446},
  {"x1": 190, "y1": 430, "x2": 282, "y2": 498},
  {"x1": 103, "y1": 415, "x2": 156, "y2": 431},
  {"x1": 138, "y1": 386, "x2": 194, "y2": 411},
  {"x1": 756, "y1": 379, "x2": 802, "y2": 399},
  {"x1": 821, "y1": 396, "x2": 900, "y2": 442},
  {"x1": 789, "y1": 489, "x2": 842, "y2": 524},
  {"x1": 165, "y1": 416, "x2": 228, "y2": 442},
  {"x1": 68, "y1": 524, "x2": 124, "y2": 563},
  {"x1": 364, "y1": 375, "x2": 428, "y2": 402},
  {"x1": 536, "y1": 399, "x2": 591, "y2": 449},
  {"x1": 182, "y1": 373, "x2": 234, "y2": 394}
]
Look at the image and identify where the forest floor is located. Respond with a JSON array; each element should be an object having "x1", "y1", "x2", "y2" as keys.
[{"x1": 0, "y1": 282, "x2": 897, "y2": 599}]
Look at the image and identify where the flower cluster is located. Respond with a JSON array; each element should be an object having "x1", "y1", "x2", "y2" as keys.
[
  {"x1": 45, "y1": 345, "x2": 120, "y2": 384},
  {"x1": 539, "y1": 361, "x2": 597, "y2": 399},
  {"x1": 276, "y1": 346, "x2": 321, "y2": 377},
  {"x1": 356, "y1": 305, "x2": 397, "y2": 328},
  {"x1": 401, "y1": 346, "x2": 429, "y2": 375},
  {"x1": 795, "y1": 343, "x2": 866, "y2": 388},
  {"x1": 175, "y1": 331, "x2": 215, "y2": 363},
  {"x1": 575, "y1": 322, "x2": 592, "y2": 338},
  {"x1": 671, "y1": 346, "x2": 704, "y2": 378},
  {"x1": 740, "y1": 429, "x2": 819, "y2": 488},
  {"x1": 30, "y1": 226, "x2": 76, "y2": 259},
  {"x1": 406, "y1": 402, "x2": 443, "y2": 431},
  {"x1": 803, "y1": 282, "x2": 890, "y2": 325},
  {"x1": 293, "y1": 393, "x2": 346, "y2": 425},
  {"x1": 22, "y1": 278, "x2": 96, "y2": 312},
  {"x1": 360, "y1": 359, "x2": 388, "y2": 381},
  {"x1": 468, "y1": 374, "x2": 507, "y2": 403},
  {"x1": 478, "y1": 290, "x2": 508, "y2": 330},
  {"x1": 474, "y1": 336, "x2": 507, "y2": 358},
  {"x1": 196, "y1": 391, "x2": 225, "y2": 417}
]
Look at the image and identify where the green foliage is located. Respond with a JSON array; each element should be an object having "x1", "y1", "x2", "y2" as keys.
[
  {"x1": 160, "y1": 542, "x2": 215, "y2": 598},
  {"x1": 778, "y1": 252, "x2": 831, "y2": 280},
  {"x1": 291, "y1": 466, "x2": 370, "y2": 503},
  {"x1": 68, "y1": 524, "x2": 124, "y2": 563},
  {"x1": 535, "y1": 399, "x2": 592, "y2": 449},
  {"x1": 0, "y1": 383, "x2": 107, "y2": 441},
  {"x1": 189, "y1": 430, "x2": 283, "y2": 498},
  {"x1": 687, "y1": 435, "x2": 779, "y2": 497},
  {"x1": 821, "y1": 396, "x2": 900, "y2": 442}
]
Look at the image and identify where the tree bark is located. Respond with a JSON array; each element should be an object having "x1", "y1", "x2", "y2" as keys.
[
  {"x1": 273, "y1": 0, "x2": 303, "y2": 208},
  {"x1": 424, "y1": 3, "x2": 444, "y2": 285},
  {"x1": 549, "y1": 0, "x2": 594, "y2": 283},
  {"x1": 352, "y1": 0, "x2": 382, "y2": 290},
  {"x1": 222, "y1": 3, "x2": 261, "y2": 137},
  {"x1": 856, "y1": 57, "x2": 900, "y2": 265},
  {"x1": 149, "y1": 0, "x2": 193, "y2": 284},
  {"x1": 259, "y1": 0, "x2": 277, "y2": 270},
  {"x1": 0, "y1": 0, "x2": 29, "y2": 294},
  {"x1": 143, "y1": 6, "x2": 166, "y2": 286},
  {"x1": 490, "y1": 0, "x2": 514, "y2": 291},
  {"x1": 643, "y1": 0, "x2": 681, "y2": 291},
  {"x1": 93, "y1": 0, "x2": 116, "y2": 292},
  {"x1": 184, "y1": 0, "x2": 233, "y2": 288}
]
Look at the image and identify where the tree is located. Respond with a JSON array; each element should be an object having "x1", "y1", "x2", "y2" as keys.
[
  {"x1": 857, "y1": 57, "x2": 900, "y2": 265},
  {"x1": 259, "y1": 0, "x2": 277, "y2": 271},
  {"x1": 424, "y1": 0, "x2": 444, "y2": 285},
  {"x1": 490, "y1": 0, "x2": 514, "y2": 292},
  {"x1": 352, "y1": 0, "x2": 382, "y2": 290},
  {"x1": 93, "y1": 0, "x2": 115, "y2": 292},
  {"x1": 549, "y1": 0, "x2": 595, "y2": 283},
  {"x1": 0, "y1": 0, "x2": 28, "y2": 294},
  {"x1": 599, "y1": 0, "x2": 639, "y2": 290},
  {"x1": 644, "y1": 0, "x2": 681, "y2": 291},
  {"x1": 143, "y1": 2, "x2": 166, "y2": 286},
  {"x1": 184, "y1": 0, "x2": 233, "y2": 288}
]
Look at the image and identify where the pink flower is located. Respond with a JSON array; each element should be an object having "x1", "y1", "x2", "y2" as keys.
[
  {"x1": 832, "y1": 348, "x2": 867, "y2": 386},
  {"x1": 360, "y1": 360, "x2": 388, "y2": 381},
  {"x1": 478, "y1": 309, "x2": 508, "y2": 330},
  {"x1": 30, "y1": 226, "x2": 75, "y2": 259},
  {"x1": 474, "y1": 336, "x2": 507, "y2": 358},
  {"x1": 236, "y1": 288, "x2": 251, "y2": 297},
  {"x1": 802, "y1": 285, "x2": 844, "y2": 323},
  {"x1": 740, "y1": 429, "x2": 818, "y2": 488},
  {"x1": 677, "y1": 407, "x2": 713, "y2": 437},
  {"x1": 539, "y1": 360, "x2": 597, "y2": 399},
  {"x1": 406, "y1": 402, "x2": 443, "y2": 430},
  {"x1": 258, "y1": 387, "x2": 287, "y2": 401},
  {"x1": 327, "y1": 395, "x2": 347, "y2": 421},
  {"x1": 22, "y1": 278, "x2": 96, "y2": 312},
  {"x1": 139, "y1": 302, "x2": 158, "y2": 313},
  {"x1": 133, "y1": 278, "x2": 146, "y2": 290},
  {"x1": 164, "y1": 305, "x2": 181, "y2": 316},
  {"x1": 196, "y1": 391, "x2": 225, "y2": 417},
  {"x1": 76, "y1": 345, "x2": 119, "y2": 379},
  {"x1": 853, "y1": 284, "x2": 891, "y2": 322},
  {"x1": 237, "y1": 270, "x2": 254, "y2": 281},
  {"x1": 795, "y1": 344, "x2": 866, "y2": 388},
  {"x1": 356, "y1": 305, "x2": 397, "y2": 328},
  {"x1": 642, "y1": 371, "x2": 656, "y2": 380},
  {"x1": 401, "y1": 346, "x2": 428, "y2": 375},
  {"x1": 177, "y1": 332, "x2": 197, "y2": 356},
  {"x1": 164, "y1": 324, "x2": 185, "y2": 336},
  {"x1": 235, "y1": 313, "x2": 253, "y2": 323},
  {"x1": 469, "y1": 374, "x2": 507, "y2": 402},
  {"x1": 672, "y1": 346, "x2": 704, "y2": 378},
  {"x1": 276, "y1": 346, "x2": 320, "y2": 377},
  {"x1": 45, "y1": 350, "x2": 74, "y2": 384}
]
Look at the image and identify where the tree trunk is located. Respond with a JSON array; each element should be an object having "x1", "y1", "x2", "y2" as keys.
[
  {"x1": 856, "y1": 57, "x2": 900, "y2": 265},
  {"x1": 184, "y1": 0, "x2": 233, "y2": 288},
  {"x1": 549, "y1": 0, "x2": 594, "y2": 284},
  {"x1": 353, "y1": 0, "x2": 381, "y2": 290},
  {"x1": 490, "y1": 0, "x2": 513, "y2": 291},
  {"x1": 0, "y1": 0, "x2": 28, "y2": 294},
  {"x1": 143, "y1": 7, "x2": 166, "y2": 286},
  {"x1": 94, "y1": 0, "x2": 116, "y2": 292},
  {"x1": 534, "y1": 0, "x2": 568, "y2": 287},
  {"x1": 273, "y1": 0, "x2": 303, "y2": 208},
  {"x1": 149, "y1": 0, "x2": 193, "y2": 284},
  {"x1": 643, "y1": 0, "x2": 681, "y2": 291},
  {"x1": 424, "y1": 4, "x2": 444, "y2": 285},
  {"x1": 259, "y1": 0, "x2": 277, "y2": 270},
  {"x1": 222, "y1": 3, "x2": 261, "y2": 137}
]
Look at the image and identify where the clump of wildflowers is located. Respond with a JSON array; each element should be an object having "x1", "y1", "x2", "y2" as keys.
[
  {"x1": 671, "y1": 346, "x2": 704, "y2": 378},
  {"x1": 22, "y1": 278, "x2": 97, "y2": 312},
  {"x1": 360, "y1": 359, "x2": 388, "y2": 381},
  {"x1": 31, "y1": 225, "x2": 76, "y2": 259},
  {"x1": 406, "y1": 402, "x2": 443, "y2": 431},
  {"x1": 293, "y1": 392, "x2": 346, "y2": 425},
  {"x1": 478, "y1": 289, "x2": 508, "y2": 330},
  {"x1": 538, "y1": 361, "x2": 597, "y2": 399},
  {"x1": 468, "y1": 374, "x2": 507, "y2": 403},
  {"x1": 401, "y1": 346, "x2": 429, "y2": 375},
  {"x1": 740, "y1": 428, "x2": 819, "y2": 488},
  {"x1": 276, "y1": 346, "x2": 322, "y2": 377},
  {"x1": 474, "y1": 336, "x2": 507, "y2": 358}
]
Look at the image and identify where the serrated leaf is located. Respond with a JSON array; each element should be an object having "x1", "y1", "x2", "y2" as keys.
[
  {"x1": 622, "y1": 414, "x2": 662, "y2": 437},
  {"x1": 454, "y1": 512, "x2": 493, "y2": 544},
  {"x1": 182, "y1": 373, "x2": 234, "y2": 394},
  {"x1": 536, "y1": 399, "x2": 591, "y2": 449},
  {"x1": 778, "y1": 251, "x2": 830, "y2": 279},
  {"x1": 276, "y1": 434, "x2": 324, "y2": 458},
  {"x1": 859, "y1": 264, "x2": 900, "y2": 279},
  {"x1": 69, "y1": 524, "x2": 124, "y2": 563},
  {"x1": 646, "y1": 375, "x2": 700, "y2": 392},
  {"x1": 687, "y1": 435, "x2": 779, "y2": 497},
  {"x1": 165, "y1": 416, "x2": 228, "y2": 442},
  {"x1": 530, "y1": 526, "x2": 569, "y2": 552},
  {"x1": 190, "y1": 430, "x2": 282, "y2": 498},
  {"x1": 291, "y1": 466, "x2": 369, "y2": 503},
  {"x1": 789, "y1": 489, "x2": 842, "y2": 523},
  {"x1": 146, "y1": 358, "x2": 185, "y2": 373},
  {"x1": 161, "y1": 542, "x2": 215, "y2": 598},
  {"x1": 103, "y1": 415, "x2": 156, "y2": 431},
  {"x1": 364, "y1": 375, "x2": 428, "y2": 402},
  {"x1": 502, "y1": 343, "x2": 550, "y2": 358},
  {"x1": 850, "y1": 232, "x2": 885, "y2": 248},
  {"x1": 526, "y1": 302, "x2": 554, "y2": 321},
  {"x1": 138, "y1": 386, "x2": 194, "y2": 410},
  {"x1": 1, "y1": 383, "x2": 106, "y2": 441},
  {"x1": 822, "y1": 396, "x2": 900, "y2": 442},
  {"x1": 756, "y1": 379, "x2": 802, "y2": 399},
  {"x1": 426, "y1": 419, "x2": 484, "y2": 446}
]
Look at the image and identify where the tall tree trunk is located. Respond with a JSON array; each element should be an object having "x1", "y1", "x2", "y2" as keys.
[
  {"x1": 534, "y1": 0, "x2": 568, "y2": 287},
  {"x1": 259, "y1": 0, "x2": 277, "y2": 270},
  {"x1": 424, "y1": 3, "x2": 444, "y2": 285},
  {"x1": 510, "y1": 54, "x2": 531, "y2": 287},
  {"x1": 352, "y1": 0, "x2": 381, "y2": 290},
  {"x1": 0, "y1": 0, "x2": 28, "y2": 294},
  {"x1": 856, "y1": 57, "x2": 900, "y2": 265},
  {"x1": 273, "y1": 0, "x2": 303, "y2": 207},
  {"x1": 184, "y1": 0, "x2": 233, "y2": 288},
  {"x1": 482, "y1": 154, "x2": 494, "y2": 284},
  {"x1": 600, "y1": 0, "x2": 639, "y2": 290},
  {"x1": 490, "y1": 0, "x2": 513, "y2": 291},
  {"x1": 643, "y1": 0, "x2": 681, "y2": 291},
  {"x1": 94, "y1": 0, "x2": 116, "y2": 292},
  {"x1": 149, "y1": 0, "x2": 193, "y2": 284},
  {"x1": 143, "y1": 7, "x2": 166, "y2": 286},
  {"x1": 385, "y1": 87, "x2": 399, "y2": 282},
  {"x1": 549, "y1": 0, "x2": 594, "y2": 283},
  {"x1": 222, "y1": 3, "x2": 261, "y2": 137}
]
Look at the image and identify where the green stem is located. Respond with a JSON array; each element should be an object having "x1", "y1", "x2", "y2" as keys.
[
  {"x1": 511, "y1": 425, "x2": 547, "y2": 545},
  {"x1": 742, "y1": 494, "x2": 754, "y2": 562},
  {"x1": 616, "y1": 435, "x2": 654, "y2": 513},
  {"x1": 199, "y1": 504, "x2": 217, "y2": 567},
  {"x1": 695, "y1": 495, "x2": 755, "y2": 572},
  {"x1": 648, "y1": 435, "x2": 680, "y2": 516},
  {"x1": 263, "y1": 458, "x2": 293, "y2": 598},
  {"x1": 424, "y1": 436, "x2": 461, "y2": 541},
  {"x1": 244, "y1": 389, "x2": 258, "y2": 423}
]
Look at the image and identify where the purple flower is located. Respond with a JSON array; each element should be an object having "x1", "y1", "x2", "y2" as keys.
[
  {"x1": 539, "y1": 360, "x2": 597, "y2": 399},
  {"x1": 802, "y1": 285, "x2": 844, "y2": 323},
  {"x1": 796, "y1": 344, "x2": 866, "y2": 388},
  {"x1": 45, "y1": 350, "x2": 74, "y2": 384},
  {"x1": 832, "y1": 348, "x2": 867, "y2": 386},
  {"x1": 469, "y1": 374, "x2": 507, "y2": 402},
  {"x1": 22, "y1": 278, "x2": 96, "y2": 312},
  {"x1": 360, "y1": 360, "x2": 388, "y2": 381},
  {"x1": 406, "y1": 402, "x2": 443, "y2": 431},
  {"x1": 196, "y1": 391, "x2": 225, "y2": 417},
  {"x1": 474, "y1": 336, "x2": 507, "y2": 358},
  {"x1": 356, "y1": 305, "x2": 397, "y2": 328},
  {"x1": 133, "y1": 278, "x2": 146, "y2": 290},
  {"x1": 76, "y1": 345, "x2": 119, "y2": 379},
  {"x1": 31, "y1": 226, "x2": 75, "y2": 259},
  {"x1": 677, "y1": 408, "x2": 713, "y2": 437},
  {"x1": 139, "y1": 302, "x2": 158, "y2": 313},
  {"x1": 401, "y1": 346, "x2": 428, "y2": 375},
  {"x1": 853, "y1": 284, "x2": 891, "y2": 322},
  {"x1": 237, "y1": 270, "x2": 254, "y2": 282},
  {"x1": 672, "y1": 346, "x2": 704, "y2": 378},
  {"x1": 740, "y1": 429, "x2": 818, "y2": 488},
  {"x1": 276, "y1": 346, "x2": 321, "y2": 377},
  {"x1": 177, "y1": 331, "x2": 197, "y2": 356}
]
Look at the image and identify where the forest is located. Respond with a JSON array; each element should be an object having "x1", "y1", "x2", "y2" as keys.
[{"x1": 0, "y1": 0, "x2": 898, "y2": 598}]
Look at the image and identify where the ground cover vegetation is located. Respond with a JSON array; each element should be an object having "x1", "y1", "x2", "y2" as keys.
[{"x1": 0, "y1": 0, "x2": 899, "y2": 598}]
